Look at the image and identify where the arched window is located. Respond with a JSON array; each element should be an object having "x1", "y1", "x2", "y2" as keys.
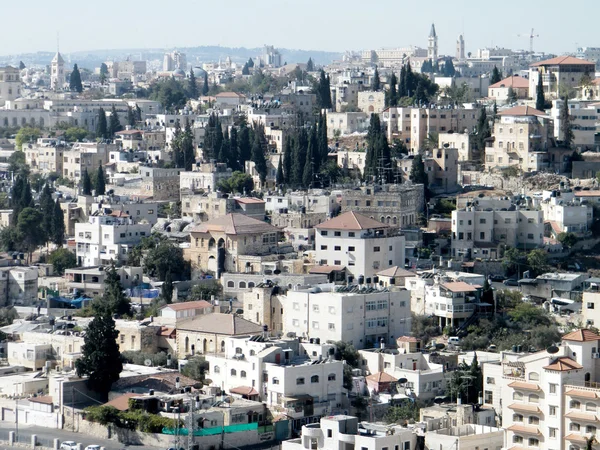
[
  {"x1": 571, "y1": 400, "x2": 582, "y2": 409},
  {"x1": 239, "y1": 281, "x2": 246, "y2": 288},
  {"x1": 328, "y1": 374, "x2": 336, "y2": 381},
  {"x1": 184, "y1": 337, "x2": 189, "y2": 353},
  {"x1": 513, "y1": 414, "x2": 523, "y2": 422},
  {"x1": 272, "y1": 377, "x2": 279, "y2": 385},
  {"x1": 241, "y1": 371, "x2": 247, "y2": 378},
  {"x1": 393, "y1": 217, "x2": 397, "y2": 225},
  {"x1": 586, "y1": 403, "x2": 597, "y2": 412},
  {"x1": 513, "y1": 435, "x2": 523, "y2": 444},
  {"x1": 513, "y1": 391, "x2": 523, "y2": 401},
  {"x1": 250, "y1": 350, "x2": 256, "y2": 356},
  {"x1": 235, "y1": 347, "x2": 242, "y2": 354},
  {"x1": 529, "y1": 394, "x2": 539, "y2": 403},
  {"x1": 311, "y1": 375, "x2": 319, "y2": 383},
  {"x1": 528, "y1": 372, "x2": 539, "y2": 381},
  {"x1": 231, "y1": 369, "x2": 237, "y2": 376},
  {"x1": 380, "y1": 216, "x2": 385, "y2": 223},
  {"x1": 227, "y1": 281, "x2": 235, "y2": 287},
  {"x1": 213, "y1": 365, "x2": 220, "y2": 374},
  {"x1": 248, "y1": 282, "x2": 255, "y2": 288},
  {"x1": 221, "y1": 341, "x2": 225, "y2": 353},
  {"x1": 296, "y1": 377, "x2": 305, "y2": 385}
]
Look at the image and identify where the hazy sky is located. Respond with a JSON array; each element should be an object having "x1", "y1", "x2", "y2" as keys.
[{"x1": 2, "y1": 0, "x2": 597, "y2": 56}]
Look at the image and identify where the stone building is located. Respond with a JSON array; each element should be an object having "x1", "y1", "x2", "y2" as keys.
[
  {"x1": 181, "y1": 191, "x2": 265, "y2": 223},
  {"x1": 0, "y1": 66, "x2": 21, "y2": 106},
  {"x1": 139, "y1": 167, "x2": 181, "y2": 201}
]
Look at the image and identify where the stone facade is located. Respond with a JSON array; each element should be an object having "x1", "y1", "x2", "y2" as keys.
[{"x1": 139, "y1": 167, "x2": 181, "y2": 201}]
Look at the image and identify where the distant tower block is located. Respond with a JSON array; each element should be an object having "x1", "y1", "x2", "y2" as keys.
[
  {"x1": 428, "y1": 23, "x2": 439, "y2": 62},
  {"x1": 456, "y1": 35, "x2": 465, "y2": 60},
  {"x1": 51, "y1": 52, "x2": 65, "y2": 90}
]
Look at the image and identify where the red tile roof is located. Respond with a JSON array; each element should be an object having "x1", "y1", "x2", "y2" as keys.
[
  {"x1": 230, "y1": 386, "x2": 259, "y2": 396},
  {"x1": 498, "y1": 106, "x2": 547, "y2": 117},
  {"x1": 441, "y1": 281, "x2": 479, "y2": 293},
  {"x1": 543, "y1": 357, "x2": 583, "y2": 372},
  {"x1": 29, "y1": 396, "x2": 53, "y2": 405},
  {"x1": 366, "y1": 372, "x2": 398, "y2": 383},
  {"x1": 562, "y1": 329, "x2": 600, "y2": 342},
  {"x1": 531, "y1": 56, "x2": 595, "y2": 67},
  {"x1": 397, "y1": 336, "x2": 420, "y2": 343},
  {"x1": 489, "y1": 76, "x2": 530, "y2": 89},
  {"x1": 315, "y1": 211, "x2": 389, "y2": 231},
  {"x1": 309, "y1": 265, "x2": 346, "y2": 274},
  {"x1": 234, "y1": 197, "x2": 265, "y2": 204},
  {"x1": 161, "y1": 300, "x2": 212, "y2": 312},
  {"x1": 103, "y1": 393, "x2": 139, "y2": 411},
  {"x1": 508, "y1": 381, "x2": 540, "y2": 391},
  {"x1": 377, "y1": 266, "x2": 416, "y2": 278}
]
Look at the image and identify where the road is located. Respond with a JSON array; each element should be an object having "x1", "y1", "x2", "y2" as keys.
[
  {"x1": 491, "y1": 281, "x2": 521, "y2": 292},
  {"x1": 0, "y1": 423, "x2": 163, "y2": 450}
]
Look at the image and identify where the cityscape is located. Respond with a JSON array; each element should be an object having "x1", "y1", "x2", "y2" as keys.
[{"x1": 0, "y1": 10, "x2": 599, "y2": 450}]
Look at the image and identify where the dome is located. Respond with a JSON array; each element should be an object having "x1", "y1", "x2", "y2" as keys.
[
  {"x1": 192, "y1": 66, "x2": 207, "y2": 77},
  {"x1": 173, "y1": 68, "x2": 185, "y2": 77}
]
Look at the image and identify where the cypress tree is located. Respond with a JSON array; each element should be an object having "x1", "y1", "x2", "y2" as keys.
[
  {"x1": 405, "y1": 63, "x2": 415, "y2": 96},
  {"x1": 251, "y1": 124, "x2": 268, "y2": 185},
  {"x1": 82, "y1": 168, "x2": 92, "y2": 195},
  {"x1": 476, "y1": 108, "x2": 491, "y2": 151},
  {"x1": 171, "y1": 122, "x2": 184, "y2": 168},
  {"x1": 188, "y1": 68, "x2": 199, "y2": 99},
  {"x1": 303, "y1": 127, "x2": 317, "y2": 189},
  {"x1": 283, "y1": 135, "x2": 293, "y2": 185},
  {"x1": 536, "y1": 75, "x2": 545, "y2": 111},
  {"x1": 161, "y1": 270, "x2": 173, "y2": 304},
  {"x1": 388, "y1": 73, "x2": 398, "y2": 107},
  {"x1": 51, "y1": 199, "x2": 65, "y2": 247},
  {"x1": 183, "y1": 121, "x2": 195, "y2": 171},
  {"x1": 560, "y1": 96, "x2": 574, "y2": 148},
  {"x1": 107, "y1": 105, "x2": 122, "y2": 136},
  {"x1": 126, "y1": 106, "x2": 135, "y2": 127},
  {"x1": 40, "y1": 183, "x2": 54, "y2": 243},
  {"x1": 96, "y1": 166, "x2": 106, "y2": 196},
  {"x1": 371, "y1": 66, "x2": 381, "y2": 91},
  {"x1": 276, "y1": 157, "x2": 284, "y2": 186},
  {"x1": 229, "y1": 127, "x2": 239, "y2": 171},
  {"x1": 247, "y1": 58, "x2": 255, "y2": 68},
  {"x1": 242, "y1": 63, "x2": 250, "y2": 76},
  {"x1": 293, "y1": 129, "x2": 308, "y2": 187},
  {"x1": 318, "y1": 112, "x2": 329, "y2": 165},
  {"x1": 410, "y1": 154, "x2": 428, "y2": 185},
  {"x1": 490, "y1": 66, "x2": 502, "y2": 84},
  {"x1": 307, "y1": 58, "x2": 315, "y2": 72},
  {"x1": 69, "y1": 64, "x2": 83, "y2": 93},
  {"x1": 238, "y1": 120, "x2": 252, "y2": 163},
  {"x1": 134, "y1": 104, "x2": 142, "y2": 122},
  {"x1": 96, "y1": 108, "x2": 108, "y2": 139},
  {"x1": 317, "y1": 70, "x2": 332, "y2": 109},
  {"x1": 99, "y1": 63, "x2": 108, "y2": 84},
  {"x1": 399, "y1": 65, "x2": 407, "y2": 98},
  {"x1": 202, "y1": 72, "x2": 209, "y2": 96}
]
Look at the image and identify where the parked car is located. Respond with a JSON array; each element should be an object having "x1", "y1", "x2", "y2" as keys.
[
  {"x1": 503, "y1": 279, "x2": 519, "y2": 286},
  {"x1": 84, "y1": 446, "x2": 101, "y2": 450},
  {"x1": 489, "y1": 274, "x2": 506, "y2": 282},
  {"x1": 60, "y1": 442, "x2": 77, "y2": 450}
]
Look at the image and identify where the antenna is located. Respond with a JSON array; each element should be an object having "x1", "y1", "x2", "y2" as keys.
[{"x1": 57, "y1": 32, "x2": 60, "y2": 53}]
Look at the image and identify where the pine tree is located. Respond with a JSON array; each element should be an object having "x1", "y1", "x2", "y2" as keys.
[
  {"x1": 276, "y1": 157, "x2": 284, "y2": 186},
  {"x1": 242, "y1": 63, "x2": 250, "y2": 76},
  {"x1": 283, "y1": 135, "x2": 293, "y2": 185},
  {"x1": 536, "y1": 75, "x2": 545, "y2": 111},
  {"x1": 371, "y1": 66, "x2": 381, "y2": 91},
  {"x1": 238, "y1": 120, "x2": 252, "y2": 163},
  {"x1": 96, "y1": 108, "x2": 108, "y2": 139},
  {"x1": 247, "y1": 58, "x2": 255, "y2": 68},
  {"x1": 251, "y1": 124, "x2": 268, "y2": 185},
  {"x1": 99, "y1": 63, "x2": 108, "y2": 84},
  {"x1": 306, "y1": 58, "x2": 315, "y2": 72},
  {"x1": 188, "y1": 69, "x2": 199, "y2": 99},
  {"x1": 107, "y1": 105, "x2": 122, "y2": 136},
  {"x1": 399, "y1": 65, "x2": 407, "y2": 98},
  {"x1": 388, "y1": 73, "x2": 398, "y2": 107},
  {"x1": 75, "y1": 304, "x2": 123, "y2": 399},
  {"x1": 126, "y1": 106, "x2": 135, "y2": 127},
  {"x1": 183, "y1": 121, "x2": 195, "y2": 171},
  {"x1": 202, "y1": 72, "x2": 209, "y2": 96},
  {"x1": 51, "y1": 199, "x2": 65, "y2": 247},
  {"x1": 69, "y1": 64, "x2": 83, "y2": 93},
  {"x1": 96, "y1": 166, "x2": 106, "y2": 196},
  {"x1": 490, "y1": 66, "x2": 502, "y2": 84},
  {"x1": 229, "y1": 126, "x2": 240, "y2": 171},
  {"x1": 161, "y1": 270, "x2": 173, "y2": 304},
  {"x1": 134, "y1": 104, "x2": 142, "y2": 122},
  {"x1": 40, "y1": 183, "x2": 54, "y2": 243},
  {"x1": 82, "y1": 168, "x2": 92, "y2": 195},
  {"x1": 560, "y1": 96, "x2": 574, "y2": 148}
]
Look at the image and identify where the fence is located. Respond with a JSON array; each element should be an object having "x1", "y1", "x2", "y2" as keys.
[{"x1": 163, "y1": 421, "x2": 258, "y2": 436}]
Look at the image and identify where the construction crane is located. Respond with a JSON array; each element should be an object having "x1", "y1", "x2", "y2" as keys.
[{"x1": 518, "y1": 28, "x2": 540, "y2": 54}]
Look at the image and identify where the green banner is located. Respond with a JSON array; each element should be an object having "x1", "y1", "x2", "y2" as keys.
[{"x1": 163, "y1": 422, "x2": 258, "y2": 436}]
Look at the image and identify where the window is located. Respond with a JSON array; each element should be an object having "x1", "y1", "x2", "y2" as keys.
[
  {"x1": 549, "y1": 428, "x2": 557, "y2": 438},
  {"x1": 529, "y1": 394, "x2": 539, "y2": 403},
  {"x1": 241, "y1": 371, "x2": 247, "y2": 378},
  {"x1": 292, "y1": 319, "x2": 299, "y2": 326},
  {"x1": 484, "y1": 391, "x2": 493, "y2": 404},
  {"x1": 321, "y1": 231, "x2": 328, "y2": 236},
  {"x1": 588, "y1": 302, "x2": 595, "y2": 309},
  {"x1": 570, "y1": 423, "x2": 581, "y2": 432},
  {"x1": 327, "y1": 429, "x2": 332, "y2": 438},
  {"x1": 549, "y1": 405, "x2": 557, "y2": 416},
  {"x1": 328, "y1": 374, "x2": 336, "y2": 381},
  {"x1": 311, "y1": 375, "x2": 319, "y2": 383},
  {"x1": 334, "y1": 231, "x2": 341, "y2": 237},
  {"x1": 374, "y1": 246, "x2": 380, "y2": 252},
  {"x1": 312, "y1": 321, "x2": 319, "y2": 329},
  {"x1": 528, "y1": 438, "x2": 539, "y2": 447},
  {"x1": 272, "y1": 377, "x2": 279, "y2": 385},
  {"x1": 513, "y1": 414, "x2": 524, "y2": 422},
  {"x1": 348, "y1": 232, "x2": 355, "y2": 237},
  {"x1": 528, "y1": 372, "x2": 539, "y2": 381},
  {"x1": 480, "y1": 232, "x2": 485, "y2": 240},
  {"x1": 328, "y1": 323, "x2": 335, "y2": 330},
  {"x1": 320, "y1": 245, "x2": 328, "y2": 250},
  {"x1": 334, "y1": 246, "x2": 341, "y2": 251},
  {"x1": 549, "y1": 383, "x2": 557, "y2": 394},
  {"x1": 313, "y1": 305, "x2": 320, "y2": 313},
  {"x1": 213, "y1": 366, "x2": 220, "y2": 374},
  {"x1": 571, "y1": 400, "x2": 581, "y2": 409},
  {"x1": 231, "y1": 369, "x2": 237, "y2": 376},
  {"x1": 587, "y1": 425, "x2": 597, "y2": 434},
  {"x1": 529, "y1": 416, "x2": 539, "y2": 425},
  {"x1": 296, "y1": 377, "x2": 305, "y2": 385},
  {"x1": 586, "y1": 403, "x2": 597, "y2": 412},
  {"x1": 486, "y1": 377, "x2": 495, "y2": 385},
  {"x1": 513, "y1": 392, "x2": 523, "y2": 401},
  {"x1": 479, "y1": 218, "x2": 486, "y2": 224},
  {"x1": 348, "y1": 246, "x2": 355, "y2": 252},
  {"x1": 513, "y1": 436, "x2": 523, "y2": 444}
]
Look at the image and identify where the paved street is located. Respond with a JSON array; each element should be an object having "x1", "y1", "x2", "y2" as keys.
[{"x1": 0, "y1": 423, "x2": 163, "y2": 450}]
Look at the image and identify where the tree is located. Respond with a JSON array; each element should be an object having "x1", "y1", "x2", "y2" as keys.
[
  {"x1": 187, "y1": 69, "x2": 199, "y2": 99},
  {"x1": 237, "y1": 120, "x2": 252, "y2": 164},
  {"x1": 476, "y1": 108, "x2": 491, "y2": 152},
  {"x1": 251, "y1": 124, "x2": 268, "y2": 185},
  {"x1": 95, "y1": 166, "x2": 106, "y2": 196},
  {"x1": 303, "y1": 126, "x2": 318, "y2": 188},
  {"x1": 147, "y1": 78, "x2": 189, "y2": 112},
  {"x1": 481, "y1": 279, "x2": 494, "y2": 307},
  {"x1": 306, "y1": 58, "x2": 315, "y2": 72},
  {"x1": 506, "y1": 86, "x2": 517, "y2": 104},
  {"x1": 283, "y1": 136, "x2": 293, "y2": 185},
  {"x1": 509, "y1": 302, "x2": 551, "y2": 327},
  {"x1": 490, "y1": 66, "x2": 502, "y2": 84},
  {"x1": 202, "y1": 72, "x2": 209, "y2": 96},
  {"x1": 107, "y1": 105, "x2": 122, "y2": 136},
  {"x1": 16, "y1": 208, "x2": 45, "y2": 263},
  {"x1": 134, "y1": 104, "x2": 142, "y2": 123},
  {"x1": 65, "y1": 127, "x2": 89, "y2": 142},
  {"x1": 39, "y1": 183, "x2": 54, "y2": 243},
  {"x1": 410, "y1": 154, "x2": 428, "y2": 185},
  {"x1": 75, "y1": 306, "x2": 123, "y2": 399},
  {"x1": 161, "y1": 270, "x2": 173, "y2": 304},
  {"x1": 144, "y1": 240, "x2": 187, "y2": 281},
  {"x1": 560, "y1": 96, "x2": 574, "y2": 148},
  {"x1": 102, "y1": 263, "x2": 132, "y2": 316},
  {"x1": 276, "y1": 157, "x2": 284, "y2": 186},
  {"x1": 557, "y1": 232, "x2": 578, "y2": 248},
  {"x1": 15, "y1": 127, "x2": 42, "y2": 150},
  {"x1": 443, "y1": 59, "x2": 456, "y2": 77},
  {"x1": 315, "y1": 69, "x2": 332, "y2": 110},
  {"x1": 99, "y1": 63, "x2": 108, "y2": 84},
  {"x1": 188, "y1": 281, "x2": 222, "y2": 301},
  {"x1": 217, "y1": 172, "x2": 254, "y2": 194},
  {"x1": 387, "y1": 72, "x2": 398, "y2": 107},
  {"x1": 241, "y1": 63, "x2": 250, "y2": 76},
  {"x1": 51, "y1": 199, "x2": 65, "y2": 246},
  {"x1": 247, "y1": 57, "x2": 255, "y2": 68},
  {"x1": 48, "y1": 248, "x2": 77, "y2": 275},
  {"x1": 181, "y1": 356, "x2": 209, "y2": 383},
  {"x1": 126, "y1": 106, "x2": 135, "y2": 127},
  {"x1": 527, "y1": 249, "x2": 548, "y2": 276},
  {"x1": 333, "y1": 341, "x2": 360, "y2": 368},
  {"x1": 82, "y1": 168, "x2": 92, "y2": 195},
  {"x1": 535, "y1": 75, "x2": 545, "y2": 111},
  {"x1": 371, "y1": 66, "x2": 381, "y2": 91},
  {"x1": 96, "y1": 108, "x2": 108, "y2": 139},
  {"x1": 18, "y1": 61, "x2": 25, "y2": 70},
  {"x1": 69, "y1": 64, "x2": 83, "y2": 93}
]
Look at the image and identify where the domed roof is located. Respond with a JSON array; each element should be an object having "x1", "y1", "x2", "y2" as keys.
[
  {"x1": 192, "y1": 66, "x2": 206, "y2": 77},
  {"x1": 173, "y1": 68, "x2": 185, "y2": 77}
]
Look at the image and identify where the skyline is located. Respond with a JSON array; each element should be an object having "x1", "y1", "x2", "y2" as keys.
[{"x1": 2, "y1": 0, "x2": 598, "y2": 58}]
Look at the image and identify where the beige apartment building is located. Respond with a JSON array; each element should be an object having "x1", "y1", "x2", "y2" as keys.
[
  {"x1": 358, "y1": 91, "x2": 386, "y2": 114},
  {"x1": 529, "y1": 55, "x2": 595, "y2": 100},
  {"x1": 63, "y1": 143, "x2": 113, "y2": 183},
  {"x1": 25, "y1": 138, "x2": 65, "y2": 173}
]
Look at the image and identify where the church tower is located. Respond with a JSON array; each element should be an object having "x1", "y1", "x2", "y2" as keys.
[
  {"x1": 51, "y1": 52, "x2": 65, "y2": 90},
  {"x1": 428, "y1": 23, "x2": 438, "y2": 62},
  {"x1": 456, "y1": 35, "x2": 465, "y2": 60}
]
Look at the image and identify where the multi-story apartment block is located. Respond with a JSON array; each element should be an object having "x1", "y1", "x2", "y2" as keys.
[
  {"x1": 540, "y1": 191, "x2": 593, "y2": 236},
  {"x1": 438, "y1": 131, "x2": 476, "y2": 161},
  {"x1": 451, "y1": 202, "x2": 544, "y2": 260},
  {"x1": 283, "y1": 285, "x2": 411, "y2": 349},
  {"x1": 339, "y1": 184, "x2": 424, "y2": 229},
  {"x1": 64, "y1": 266, "x2": 143, "y2": 297},
  {"x1": 206, "y1": 336, "x2": 343, "y2": 431},
  {"x1": 423, "y1": 279, "x2": 483, "y2": 329},
  {"x1": 139, "y1": 167, "x2": 181, "y2": 201},
  {"x1": 179, "y1": 162, "x2": 232, "y2": 193},
  {"x1": 485, "y1": 106, "x2": 555, "y2": 172},
  {"x1": 487, "y1": 75, "x2": 530, "y2": 103},
  {"x1": 357, "y1": 91, "x2": 386, "y2": 114},
  {"x1": 315, "y1": 211, "x2": 406, "y2": 281},
  {"x1": 74, "y1": 215, "x2": 152, "y2": 267},
  {"x1": 326, "y1": 112, "x2": 369, "y2": 137},
  {"x1": 0, "y1": 267, "x2": 39, "y2": 306},
  {"x1": 397, "y1": 147, "x2": 459, "y2": 193},
  {"x1": 529, "y1": 56, "x2": 595, "y2": 100},
  {"x1": 382, "y1": 106, "x2": 480, "y2": 151},
  {"x1": 62, "y1": 143, "x2": 113, "y2": 183},
  {"x1": 483, "y1": 329, "x2": 600, "y2": 450},
  {"x1": 283, "y1": 415, "x2": 416, "y2": 450},
  {"x1": 181, "y1": 191, "x2": 265, "y2": 222},
  {"x1": 550, "y1": 99, "x2": 600, "y2": 149},
  {"x1": 25, "y1": 138, "x2": 65, "y2": 173}
]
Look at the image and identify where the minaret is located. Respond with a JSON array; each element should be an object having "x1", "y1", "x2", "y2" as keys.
[
  {"x1": 51, "y1": 51, "x2": 65, "y2": 90},
  {"x1": 456, "y1": 35, "x2": 465, "y2": 60},
  {"x1": 428, "y1": 23, "x2": 438, "y2": 62}
]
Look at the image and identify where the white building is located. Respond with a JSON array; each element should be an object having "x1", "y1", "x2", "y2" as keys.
[
  {"x1": 482, "y1": 329, "x2": 600, "y2": 450},
  {"x1": 283, "y1": 285, "x2": 411, "y2": 349},
  {"x1": 424, "y1": 280, "x2": 483, "y2": 329},
  {"x1": 74, "y1": 215, "x2": 152, "y2": 267},
  {"x1": 540, "y1": 192, "x2": 592, "y2": 236},
  {"x1": 0, "y1": 66, "x2": 21, "y2": 106},
  {"x1": 51, "y1": 52, "x2": 65, "y2": 91},
  {"x1": 315, "y1": 211, "x2": 405, "y2": 281}
]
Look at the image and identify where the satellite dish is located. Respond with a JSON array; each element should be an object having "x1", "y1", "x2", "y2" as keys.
[
  {"x1": 398, "y1": 378, "x2": 408, "y2": 384},
  {"x1": 547, "y1": 345, "x2": 559, "y2": 354},
  {"x1": 144, "y1": 359, "x2": 152, "y2": 367}
]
